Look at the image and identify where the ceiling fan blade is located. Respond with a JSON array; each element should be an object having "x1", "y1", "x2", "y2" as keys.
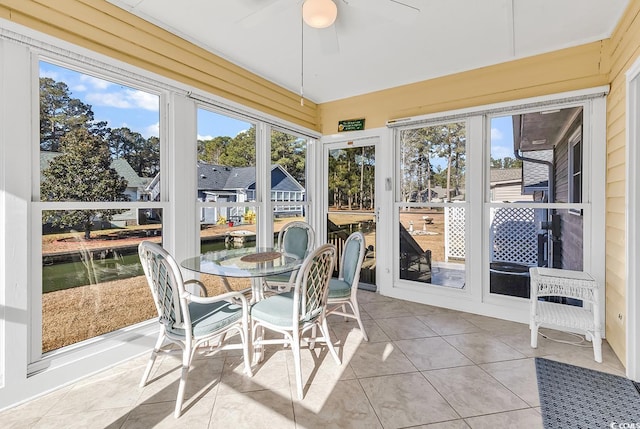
[
  {"x1": 347, "y1": 0, "x2": 420, "y2": 23},
  {"x1": 316, "y1": 25, "x2": 339, "y2": 55},
  {"x1": 236, "y1": 0, "x2": 290, "y2": 28}
]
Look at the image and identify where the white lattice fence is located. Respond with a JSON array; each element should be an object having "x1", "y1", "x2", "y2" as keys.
[
  {"x1": 490, "y1": 207, "x2": 537, "y2": 265},
  {"x1": 445, "y1": 206, "x2": 466, "y2": 261}
]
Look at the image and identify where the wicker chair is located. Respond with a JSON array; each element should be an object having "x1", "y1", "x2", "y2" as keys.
[
  {"x1": 326, "y1": 231, "x2": 369, "y2": 341},
  {"x1": 262, "y1": 221, "x2": 315, "y2": 294},
  {"x1": 138, "y1": 241, "x2": 253, "y2": 417},
  {"x1": 251, "y1": 244, "x2": 340, "y2": 399},
  {"x1": 530, "y1": 267, "x2": 602, "y2": 362}
]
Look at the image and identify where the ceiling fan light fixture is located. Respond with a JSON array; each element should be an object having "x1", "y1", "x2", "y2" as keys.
[{"x1": 302, "y1": 0, "x2": 337, "y2": 29}]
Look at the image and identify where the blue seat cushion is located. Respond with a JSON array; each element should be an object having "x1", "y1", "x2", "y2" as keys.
[
  {"x1": 263, "y1": 272, "x2": 295, "y2": 284},
  {"x1": 167, "y1": 300, "x2": 242, "y2": 338},
  {"x1": 328, "y1": 278, "x2": 351, "y2": 299},
  {"x1": 250, "y1": 291, "x2": 295, "y2": 327}
]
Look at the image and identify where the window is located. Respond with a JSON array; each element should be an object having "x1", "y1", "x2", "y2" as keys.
[
  {"x1": 397, "y1": 121, "x2": 467, "y2": 289},
  {"x1": 37, "y1": 61, "x2": 162, "y2": 354},
  {"x1": 270, "y1": 127, "x2": 308, "y2": 228},
  {"x1": 196, "y1": 108, "x2": 257, "y2": 294},
  {"x1": 488, "y1": 108, "x2": 586, "y2": 300},
  {"x1": 569, "y1": 127, "x2": 583, "y2": 206}
]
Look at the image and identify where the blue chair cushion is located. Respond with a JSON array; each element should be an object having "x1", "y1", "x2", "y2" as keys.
[
  {"x1": 167, "y1": 300, "x2": 242, "y2": 338},
  {"x1": 263, "y1": 272, "x2": 295, "y2": 284},
  {"x1": 328, "y1": 278, "x2": 351, "y2": 299},
  {"x1": 283, "y1": 227, "x2": 309, "y2": 259},
  {"x1": 342, "y1": 238, "x2": 361, "y2": 286},
  {"x1": 250, "y1": 291, "x2": 295, "y2": 327}
]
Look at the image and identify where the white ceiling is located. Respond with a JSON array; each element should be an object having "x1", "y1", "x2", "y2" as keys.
[{"x1": 107, "y1": 0, "x2": 629, "y2": 103}]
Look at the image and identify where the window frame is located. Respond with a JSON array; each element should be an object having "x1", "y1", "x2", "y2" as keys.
[
  {"x1": 29, "y1": 54, "x2": 169, "y2": 368},
  {"x1": 568, "y1": 126, "x2": 583, "y2": 215},
  {"x1": 385, "y1": 88, "x2": 606, "y2": 324}
]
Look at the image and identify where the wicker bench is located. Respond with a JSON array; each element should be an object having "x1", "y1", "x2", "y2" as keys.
[{"x1": 529, "y1": 267, "x2": 602, "y2": 362}]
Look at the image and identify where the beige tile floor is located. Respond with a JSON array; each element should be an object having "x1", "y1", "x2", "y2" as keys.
[{"x1": 1, "y1": 291, "x2": 626, "y2": 429}]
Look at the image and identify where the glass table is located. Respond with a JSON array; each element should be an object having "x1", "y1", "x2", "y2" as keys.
[{"x1": 180, "y1": 247, "x2": 302, "y2": 302}]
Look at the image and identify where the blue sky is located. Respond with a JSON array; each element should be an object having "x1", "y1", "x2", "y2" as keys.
[
  {"x1": 490, "y1": 116, "x2": 516, "y2": 160},
  {"x1": 39, "y1": 61, "x2": 249, "y2": 140},
  {"x1": 40, "y1": 61, "x2": 515, "y2": 160}
]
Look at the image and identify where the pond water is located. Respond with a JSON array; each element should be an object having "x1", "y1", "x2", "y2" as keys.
[{"x1": 42, "y1": 239, "x2": 255, "y2": 293}]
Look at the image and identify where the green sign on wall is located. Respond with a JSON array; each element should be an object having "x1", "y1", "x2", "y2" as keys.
[{"x1": 338, "y1": 118, "x2": 365, "y2": 132}]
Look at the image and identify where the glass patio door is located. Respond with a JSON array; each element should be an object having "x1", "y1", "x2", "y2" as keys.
[{"x1": 325, "y1": 139, "x2": 377, "y2": 289}]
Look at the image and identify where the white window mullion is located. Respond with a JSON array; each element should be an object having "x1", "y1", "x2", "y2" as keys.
[
  {"x1": 467, "y1": 115, "x2": 484, "y2": 304},
  {"x1": 256, "y1": 122, "x2": 271, "y2": 246}
]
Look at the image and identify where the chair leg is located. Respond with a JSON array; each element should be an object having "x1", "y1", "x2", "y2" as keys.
[
  {"x1": 292, "y1": 330, "x2": 304, "y2": 400},
  {"x1": 530, "y1": 323, "x2": 539, "y2": 348},
  {"x1": 309, "y1": 325, "x2": 317, "y2": 350},
  {"x1": 321, "y1": 318, "x2": 341, "y2": 365},
  {"x1": 341, "y1": 303, "x2": 348, "y2": 322},
  {"x1": 593, "y1": 331, "x2": 603, "y2": 363},
  {"x1": 174, "y1": 344, "x2": 193, "y2": 418},
  {"x1": 251, "y1": 322, "x2": 265, "y2": 364},
  {"x1": 140, "y1": 332, "x2": 165, "y2": 387},
  {"x1": 241, "y1": 325, "x2": 253, "y2": 377},
  {"x1": 349, "y1": 300, "x2": 369, "y2": 342}
]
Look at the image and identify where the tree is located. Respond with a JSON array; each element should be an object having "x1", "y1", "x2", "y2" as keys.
[
  {"x1": 502, "y1": 156, "x2": 522, "y2": 169},
  {"x1": 271, "y1": 131, "x2": 306, "y2": 186},
  {"x1": 199, "y1": 136, "x2": 232, "y2": 164},
  {"x1": 221, "y1": 127, "x2": 256, "y2": 166},
  {"x1": 490, "y1": 156, "x2": 523, "y2": 169},
  {"x1": 41, "y1": 127, "x2": 129, "y2": 239},
  {"x1": 39, "y1": 77, "x2": 109, "y2": 151},
  {"x1": 110, "y1": 127, "x2": 160, "y2": 177},
  {"x1": 434, "y1": 123, "x2": 466, "y2": 201}
]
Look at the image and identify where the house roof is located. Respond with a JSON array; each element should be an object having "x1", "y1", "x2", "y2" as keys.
[
  {"x1": 197, "y1": 161, "x2": 304, "y2": 192},
  {"x1": 40, "y1": 151, "x2": 146, "y2": 189},
  {"x1": 490, "y1": 168, "x2": 522, "y2": 184},
  {"x1": 110, "y1": 158, "x2": 147, "y2": 188}
]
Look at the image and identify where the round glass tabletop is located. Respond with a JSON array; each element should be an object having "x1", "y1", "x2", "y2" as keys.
[{"x1": 180, "y1": 247, "x2": 302, "y2": 278}]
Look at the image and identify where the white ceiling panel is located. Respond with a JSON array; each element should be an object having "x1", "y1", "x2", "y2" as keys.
[{"x1": 108, "y1": 0, "x2": 629, "y2": 103}]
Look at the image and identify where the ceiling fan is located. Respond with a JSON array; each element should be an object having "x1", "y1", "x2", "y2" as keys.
[
  {"x1": 238, "y1": 0, "x2": 420, "y2": 54},
  {"x1": 238, "y1": 0, "x2": 420, "y2": 33}
]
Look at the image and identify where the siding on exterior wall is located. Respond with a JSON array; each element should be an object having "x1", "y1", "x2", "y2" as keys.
[
  {"x1": 552, "y1": 121, "x2": 584, "y2": 272},
  {"x1": 603, "y1": 0, "x2": 640, "y2": 367},
  {"x1": 0, "y1": 0, "x2": 319, "y2": 131}
]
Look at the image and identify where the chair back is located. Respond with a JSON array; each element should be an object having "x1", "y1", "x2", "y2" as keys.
[
  {"x1": 293, "y1": 244, "x2": 336, "y2": 323},
  {"x1": 340, "y1": 231, "x2": 366, "y2": 287},
  {"x1": 138, "y1": 241, "x2": 190, "y2": 335},
  {"x1": 278, "y1": 221, "x2": 315, "y2": 259}
]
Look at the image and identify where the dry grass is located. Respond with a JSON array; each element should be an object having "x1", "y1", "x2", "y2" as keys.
[
  {"x1": 41, "y1": 212, "x2": 451, "y2": 352},
  {"x1": 42, "y1": 275, "x2": 254, "y2": 353}
]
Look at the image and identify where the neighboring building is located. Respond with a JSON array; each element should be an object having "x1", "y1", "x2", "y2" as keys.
[
  {"x1": 40, "y1": 151, "x2": 150, "y2": 226},
  {"x1": 146, "y1": 161, "x2": 306, "y2": 224},
  {"x1": 489, "y1": 168, "x2": 533, "y2": 202},
  {"x1": 513, "y1": 107, "x2": 584, "y2": 271}
]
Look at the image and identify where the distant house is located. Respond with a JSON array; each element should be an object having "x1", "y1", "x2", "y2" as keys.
[
  {"x1": 489, "y1": 168, "x2": 533, "y2": 202},
  {"x1": 40, "y1": 151, "x2": 150, "y2": 226},
  {"x1": 429, "y1": 185, "x2": 465, "y2": 202},
  {"x1": 194, "y1": 161, "x2": 305, "y2": 224},
  {"x1": 144, "y1": 161, "x2": 305, "y2": 224}
]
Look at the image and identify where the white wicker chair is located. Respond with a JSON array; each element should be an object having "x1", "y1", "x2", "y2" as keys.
[
  {"x1": 529, "y1": 267, "x2": 602, "y2": 362},
  {"x1": 251, "y1": 244, "x2": 340, "y2": 400},
  {"x1": 262, "y1": 221, "x2": 315, "y2": 294},
  {"x1": 138, "y1": 241, "x2": 253, "y2": 418},
  {"x1": 326, "y1": 231, "x2": 369, "y2": 341}
]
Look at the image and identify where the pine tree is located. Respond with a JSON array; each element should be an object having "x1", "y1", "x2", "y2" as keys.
[{"x1": 41, "y1": 127, "x2": 129, "y2": 239}]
